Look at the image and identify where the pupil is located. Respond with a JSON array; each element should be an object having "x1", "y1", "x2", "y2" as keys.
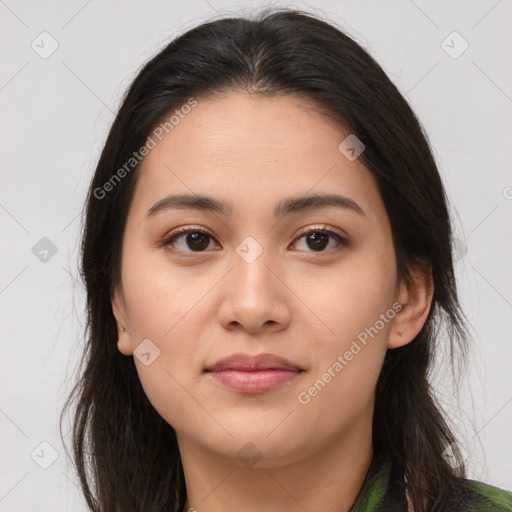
[
  {"x1": 187, "y1": 232, "x2": 208, "y2": 250},
  {"x1": 308, "y1": 232, "x2": 328, "y2": 251}
]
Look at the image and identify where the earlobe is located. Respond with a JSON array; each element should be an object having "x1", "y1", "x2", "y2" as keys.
[
  {"x1": 111, "y1": 286, "x2": 133, "y2": 356},
  {"x1": 116, "y1": 326, "x2": 133, "y2": 356},
  {"x1": 388, "y1": 258, "x2": 434, "y2": 349}
]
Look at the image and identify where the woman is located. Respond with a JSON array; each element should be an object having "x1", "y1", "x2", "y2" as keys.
[{"x1": 60, "y1": 8, "x2": 512, "y2": 512}]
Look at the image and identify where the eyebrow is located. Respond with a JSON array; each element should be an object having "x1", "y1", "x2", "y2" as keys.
[{"x1": 146, "y1": 192, "x2": 365, "y2": 219}]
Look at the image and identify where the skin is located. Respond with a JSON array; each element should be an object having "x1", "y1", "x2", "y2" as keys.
[{"x1": 111, "y1": 91, "x2": 433, "y2": 512}]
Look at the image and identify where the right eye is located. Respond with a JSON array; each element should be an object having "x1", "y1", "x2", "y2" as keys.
[{"x1": 161, "y1": 227, "x2": 220, "y2": 253}]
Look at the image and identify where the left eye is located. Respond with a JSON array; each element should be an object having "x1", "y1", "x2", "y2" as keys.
[
  {"x1": 162, "y1": 227, "x2": 347, "y2": 253},
  {"x1": 291, "y1": 228, "x2": 347, "y2": 252}
]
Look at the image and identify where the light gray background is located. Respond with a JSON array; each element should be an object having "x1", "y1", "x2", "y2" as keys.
[{"x1": 1, "y1": 0, "x2": 511, "y2": 510}]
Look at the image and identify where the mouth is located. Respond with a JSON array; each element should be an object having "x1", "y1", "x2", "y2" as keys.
[{"x1": 204, "y1": 353, "x2": 305, "y2": 394}]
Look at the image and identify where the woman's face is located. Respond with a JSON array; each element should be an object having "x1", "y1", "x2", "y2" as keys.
[{"x1": 112, "y1": 91, "x2": 414, "y2": 468}]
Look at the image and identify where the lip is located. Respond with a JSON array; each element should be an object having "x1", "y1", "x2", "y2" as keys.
[
  {"x1": 205, "y1": 353, "x2": 304, "y2": 394},
  {"x1": 206, "y1": 353, "x2": 302, "y2": 372}
]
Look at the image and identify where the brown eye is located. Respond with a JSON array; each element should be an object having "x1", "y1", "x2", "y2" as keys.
[
  {"x1": 306, "y1": 231, "x2": 329, "y2": 251},
  {"x1": 162, "y1": 228, "x2": 218, "y2": 252},
  {"x1": 291, "y1": 228, "x2": 348, "y2": 253},
  {"x1": 182, "y1": 232, "x2": 211, "y2": 251}
]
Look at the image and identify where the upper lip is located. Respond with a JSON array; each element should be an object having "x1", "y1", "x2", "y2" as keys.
[{"x1": 205, "y1": 353, "x2": 303, "y2": 372}]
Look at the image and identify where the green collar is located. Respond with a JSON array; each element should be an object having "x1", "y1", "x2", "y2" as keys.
[
  {"x1": 350, "y1": 462, "x2": 392, "y2": 511},
  {"x1": 350, "y1": 462, "x2": 512, "y2": 512}
]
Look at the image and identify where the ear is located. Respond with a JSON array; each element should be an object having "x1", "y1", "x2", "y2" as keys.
[
  {"x1": 111, "y1": 285, "x2": 133, "y2": 356},
  {"x1": 388, "y1": 257, "x2": 434, "y2": 349}
]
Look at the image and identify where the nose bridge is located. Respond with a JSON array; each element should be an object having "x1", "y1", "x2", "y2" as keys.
[
  {"x1": 232, "y1": 234, "x2": 277, "y2": 296},
  {"x1": 217, "y1": 233, "x2": 290, "y2": 332}
]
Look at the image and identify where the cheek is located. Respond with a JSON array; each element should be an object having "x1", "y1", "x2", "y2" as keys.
[
  {"x1": 295, "y1": 352, "x2": 382, "y2": 441},
  {"x1": 123, "y1": 275, "x2": 205, "y2": 430},
  {"x1": 298, "y1": 304, "x2": 390, "y2": 429},
  {"x1": 301, "y1": 248, "x2": 395, "y2": 407},
  {"x1": 121, "y1": 246, "x2": 202, "y2": 340},
  {"x1": 120, "y1": 241, "x2": 222, "y2": 402},
  {"x1": 314, "y1": 247, "x2": 396, "y2": 340}
]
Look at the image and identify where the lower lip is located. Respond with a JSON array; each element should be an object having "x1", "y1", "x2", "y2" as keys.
[{"x1": 207, "y1": 369, "x2": 301, "y2": 394}]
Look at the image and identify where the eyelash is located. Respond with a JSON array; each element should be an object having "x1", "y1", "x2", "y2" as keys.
[{"x1": 160, "y1": 225, "x2": 348, "y2": 254}]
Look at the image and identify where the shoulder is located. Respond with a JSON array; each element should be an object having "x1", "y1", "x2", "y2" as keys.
[{"x1": 452, "y1": 478, "x2": 512, "y2": 511}]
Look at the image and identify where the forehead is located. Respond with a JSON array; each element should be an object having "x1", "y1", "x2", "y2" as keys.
[
  {"x1": 146, "y1": 91, "x2": 347, "y2": 162},
  {"x1": 129, "y1": 91, "x2": 386, "y2": 225}
]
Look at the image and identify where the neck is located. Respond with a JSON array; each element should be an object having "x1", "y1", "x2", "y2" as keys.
[{"x1": 178, "y1": 412, "x2": 373, "y2": 512}]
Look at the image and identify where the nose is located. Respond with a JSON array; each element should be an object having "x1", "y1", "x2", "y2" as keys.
[{"x1": 216, "y1": 244, "x2": 291, "y2": 334}]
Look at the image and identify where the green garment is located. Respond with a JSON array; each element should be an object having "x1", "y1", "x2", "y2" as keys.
[{"x1": 350, "y1": 462, "x2": 512, "y2": 511}]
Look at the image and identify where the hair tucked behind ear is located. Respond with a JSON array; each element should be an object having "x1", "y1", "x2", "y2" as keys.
[{"x1": 60, "y1": 7, "x2": 470, "y2": 511}]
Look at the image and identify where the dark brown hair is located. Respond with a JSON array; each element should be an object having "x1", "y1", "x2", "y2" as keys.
[{"x1": 60, "y1": 8, "x2": 470, "y2": 511}]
